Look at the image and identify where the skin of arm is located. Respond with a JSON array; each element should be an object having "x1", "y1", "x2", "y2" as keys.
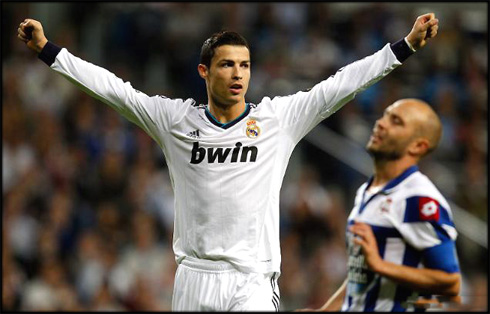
[
  {"x1": 296, "y1": 279, "x2": 347, "y2": 312},
  {"x1": 350, "y1": 221, "x2": 461, "y2": 296},
  {"x1": 318, "y1": 278, "x2": 348, "y2": 311}
]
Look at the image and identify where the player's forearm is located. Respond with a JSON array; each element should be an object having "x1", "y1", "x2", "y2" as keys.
[
  {"x1": 39, "y1": 42, "x2": 152, "y2": 121},
  {"x1": 38, "y1": 41, "x2": 167, "y2": 141},
  {"x1": 40, "y1": 42, "x2": 135, "y2": 107},
  {"x1": 302, "y1": 43, "x2": 402, "y2": 122},
  {"x1": 32, "y1": 38, "x2": 48, "y2": 53},
  {"x1": 374, "y1": 260, "x2": 461, "y2": 296},
  {"x1": 327, "y1": 36, "x2": 415, "y2": 99},
  {"x1": 318, "y1": 279, "x2": 347, "y2": 311}
]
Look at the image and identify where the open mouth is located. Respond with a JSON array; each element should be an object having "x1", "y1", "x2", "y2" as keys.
[
  {"x1": 369, "y1": 129, "x2": 383, "y2": 142},
  {"x1": 229, "y1": 84, "x2": 243, "y2": 94},
  {"x1": 371, "y1": 132, "x2": 383, "y2": 143}
]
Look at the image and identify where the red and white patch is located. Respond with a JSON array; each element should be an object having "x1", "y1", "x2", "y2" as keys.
[
  {"x1": 418, "y1": 197, "x2": 440, "y2": 221},
  {"x1": 380, "y1": 198, "x2": 392, "y2": 213}
]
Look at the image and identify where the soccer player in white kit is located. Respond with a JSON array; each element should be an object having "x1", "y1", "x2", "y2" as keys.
[
  {"x1": 18, "y1": 13, "x2": 439, "y2": 311},
  {"x1": 298, "y1": 99, "x2": 461, "y2": 312}
]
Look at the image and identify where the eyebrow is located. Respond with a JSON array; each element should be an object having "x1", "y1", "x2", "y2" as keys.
[
  {"x1": 390, "y1": 112, "x2": 404, "y2": 124},
  {"x1": 219, "y1": 59, "x2": 251, "y2": 63},
  {"x1": 384, "y1": 109, "x2": 404, "y2": 124}
]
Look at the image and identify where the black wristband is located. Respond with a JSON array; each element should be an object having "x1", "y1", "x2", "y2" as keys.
[
  {"x1": 390, "y1": 38, "x2": 415, "y2": 63},
  {"x1": 38, "y1": 41, "x2": 62, "y2": 66}
]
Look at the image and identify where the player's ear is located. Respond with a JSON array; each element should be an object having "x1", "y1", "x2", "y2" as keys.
[
  {"x1": 408, "y1": 138, "x2": 430, "y2": 157},
  {"x1": 198, "y1": 64, "x2": 208, "y2": 79}
]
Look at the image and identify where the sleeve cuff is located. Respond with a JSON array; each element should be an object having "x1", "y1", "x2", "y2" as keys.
[
  {"x1": 38, "y1": 41, "x2": 62, "y2": 66},
  {"x1": 390, "y1": 37, "x2": 415, "y2": 63}
]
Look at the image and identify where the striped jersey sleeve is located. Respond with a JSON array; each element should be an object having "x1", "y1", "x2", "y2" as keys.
[{"x1": 398, "y1": 195, "x2": 460, "y2": 273}]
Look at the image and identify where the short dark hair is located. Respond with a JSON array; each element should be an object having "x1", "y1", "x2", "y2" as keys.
[{"x1": 200, "y1": 31, "x2": 250, "y2": 68}]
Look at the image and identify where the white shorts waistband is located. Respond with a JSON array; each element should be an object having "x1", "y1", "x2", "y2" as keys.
[{"x1": 180, "y1": 256, "x2": 238, "y2": 272}]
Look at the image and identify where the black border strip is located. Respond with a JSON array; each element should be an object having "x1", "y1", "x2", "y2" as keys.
[
  {"x1": 390, "y1": 37, "x2": 415, "y2": 63},
  {"x1": 38, "y1": 41, "x2": 62, "y2": 66},
  {"x1": 205, "y1": 104, "x2": 251, "y2": 129}
]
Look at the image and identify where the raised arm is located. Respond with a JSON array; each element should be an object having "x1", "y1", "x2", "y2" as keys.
[
  {"x1": 17, "y1": 18, "x2": 154, "y2": 115},
  {"x1": 271, "y1": 13, "x2": 439, "y2": 144},
  {"x1": 17, "y1": 18, "x2": 188, "y2": 147}
]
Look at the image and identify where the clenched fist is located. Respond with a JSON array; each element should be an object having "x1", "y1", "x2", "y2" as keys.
[
  {"x1": 405, "y1": 13, "x2": 439, "y2": 51},
  {"x1": 17, "y1": 18, "x2": 48, "y2": 53}
]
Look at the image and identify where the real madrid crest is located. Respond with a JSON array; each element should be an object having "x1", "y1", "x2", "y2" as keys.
[{"x1": 246, "y1": 119, "x2": 261, "y2": 138}]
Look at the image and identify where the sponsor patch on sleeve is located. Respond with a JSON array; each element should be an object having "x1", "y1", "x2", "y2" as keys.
[{"x1": 418, "y1": 197, "x2": 440, "y2": 221}]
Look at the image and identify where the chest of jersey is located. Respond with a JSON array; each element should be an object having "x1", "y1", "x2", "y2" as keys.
[
  {"x1": 166, "y1": 108, "x2": 285, "y2": 168},
  {"x1": 349, "y1": 191, "x2": 401, "y2": 228}
]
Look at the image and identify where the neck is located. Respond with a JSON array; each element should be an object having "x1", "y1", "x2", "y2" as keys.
[
  {"x1": 208, "y1": 101, "x2": 246, "y2": 124},
  {"x1": 372, "y1": 157, "x2": 417, "y2": 187}
]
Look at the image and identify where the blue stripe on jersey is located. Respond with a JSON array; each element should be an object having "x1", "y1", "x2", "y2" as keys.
[
  {"x1": 371, "y1": 225, "x2": 402, "y2": 238},
  {"x1": 403, "y1": 196, "x2": 454, "y2": 225},
  {"x1": 390, "y1": 297, "x2": 407, "y2": 312},
  {"x1": 430, "y1": 221, "x2": 452, "y2": 242},
  {"x1": 383, "y1": 165, "x2": 419, "y2": 191},
  {"x1": 438, "y1": 205, "x2": 456, "y2": 228},
  {"x1": 364, "y1": 232, "x2": 388, "y2": 311},
  {"x1": 403, "y1": 196, "x2": 422, "y2": 223},
  {"x1": 345, "y1": 223, "x2": 402, "y2": 246},
  {"x1": 392, "y1": 245, "x2": 423, "y2": 311},
  {"x1": 358, "y1": 191, "x2": 378, "y2": 215},
  {"x1": 422, "y1": 241, "x2": 460, "y2": 273},
  {"x1": 404, "y1": 197, "x2": 455, "y2": 243},
  {"x1": 359, "y1": 166, "x2": 418, "y2": 215}
]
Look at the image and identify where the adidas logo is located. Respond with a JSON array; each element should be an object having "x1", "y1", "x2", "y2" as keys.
[{"x1": 187, "y1": 129, "x2": 200, "y2": 139}]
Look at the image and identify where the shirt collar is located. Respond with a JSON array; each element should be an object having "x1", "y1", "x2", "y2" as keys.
[
  {"x1": 205, "y1": 103, "x2": 251, "y2": 129},
  {"x1": 365, "y1": 165, "x2": 419, "y2": 194}
]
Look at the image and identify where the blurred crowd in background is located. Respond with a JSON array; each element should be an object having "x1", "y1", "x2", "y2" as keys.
[{"x1": 2, "y1": 2, "x2": 487, "y2": 311}]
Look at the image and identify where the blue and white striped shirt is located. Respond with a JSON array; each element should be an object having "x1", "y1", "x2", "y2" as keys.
[{"x1": 342, "y1": 165, "x2": 460, "y2": 312}]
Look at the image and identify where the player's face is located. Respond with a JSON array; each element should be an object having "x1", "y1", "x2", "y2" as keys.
[
  {"x1": 203, "y1": 45, "x2": 250, "y2": 107},
  {"x1": 366, "y1": 102, "x2": 418, "y2": 160}
]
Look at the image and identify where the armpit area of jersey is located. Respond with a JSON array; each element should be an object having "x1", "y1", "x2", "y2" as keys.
[{"x1": 38, "y1": 41, "x2": 62, "y2": 66}]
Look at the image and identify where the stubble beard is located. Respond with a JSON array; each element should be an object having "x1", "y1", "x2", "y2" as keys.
[{"x1": 366, "y1": 144, "x2": 403, "y2": 162}]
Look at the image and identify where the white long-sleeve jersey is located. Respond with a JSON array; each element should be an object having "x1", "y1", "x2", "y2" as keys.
[{"x1": 40, "y1": 40, "x2": 409, "y2": 274}]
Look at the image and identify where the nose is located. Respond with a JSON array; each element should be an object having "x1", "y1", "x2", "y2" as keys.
[
  {"x1": 375, "y1": 115, "x2": 387, "y2": 129},
  {"x1": 232, "y1": 65, "x2": 243, "y2": 80}
]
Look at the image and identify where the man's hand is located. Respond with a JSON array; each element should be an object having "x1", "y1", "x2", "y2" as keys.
[
  {"x1": 350, "y1": 221, "x2": 461, "y2": 298},
  {"x1": 405, "y1": 13, "x2": 439, "y2": 51},
  {"x1": 411, "y1": 295, "x2": 462, "y2": 310},
  {"x1": 349, "y1": 221, "x2": 385, "y2": 273},
  {"x1": 17, "y1": 18, "x2": 48, "y2": 54}
]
